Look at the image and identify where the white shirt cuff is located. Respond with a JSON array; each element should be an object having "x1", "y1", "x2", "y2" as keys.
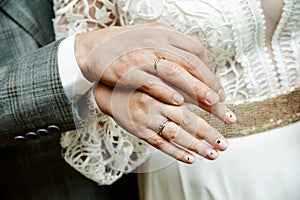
[{"x1": 57, "y1": 34, "x2": 95, "y2": 102}]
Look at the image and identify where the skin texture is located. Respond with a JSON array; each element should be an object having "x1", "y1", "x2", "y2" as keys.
[
  {"x1": 261, "y1": 0, "x2": 283, "y2": 43},
  {"x1": 261, "y1": 0, "x2": 284, "y2": 68},
  {"x1": 75, "y1": 22, "x2": 227, "y2": 106},
  {"x1": 75, "y1": 22, "x2": 237, "y2": 163},
  {"x1": 94, "y1": 84, "x2": 235, "y2": 164},
  {"x1": 73, "y1": 0, "x2": 283, "y2": 164}
]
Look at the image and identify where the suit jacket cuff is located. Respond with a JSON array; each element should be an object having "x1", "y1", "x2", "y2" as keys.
[{"x1": 0, "y1": 40, "x2": 82, "y2": 143}]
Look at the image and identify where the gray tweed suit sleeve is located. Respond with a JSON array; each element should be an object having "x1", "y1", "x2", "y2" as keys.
[{"x1": 0, "y1": 40, "x2": 77, "y2": 143}]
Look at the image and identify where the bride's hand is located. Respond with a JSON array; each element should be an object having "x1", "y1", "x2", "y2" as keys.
[
  {"x1": 94, "y1": 84, "x2": 232, "y2": 164},
  {"x1": 75, "y1": 22, "x2": 226, "y2": 108}
]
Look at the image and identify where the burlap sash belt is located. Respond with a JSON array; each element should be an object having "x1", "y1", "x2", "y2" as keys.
[{"x1": 191, "y1": 87, "x2": 300, "y2": 138}]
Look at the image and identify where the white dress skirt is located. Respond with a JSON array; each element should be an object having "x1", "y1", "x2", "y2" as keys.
[{"x1": 137, "y1": 121, "x2": 300, "y2": 200}]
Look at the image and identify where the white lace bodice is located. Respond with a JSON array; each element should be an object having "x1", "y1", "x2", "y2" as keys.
[{"x1": 53, "y1": 0, "x2": 300, "y2": 185}]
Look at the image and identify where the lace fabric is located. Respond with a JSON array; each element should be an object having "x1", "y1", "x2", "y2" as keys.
[
  {"x1": 53, "y1": 0, "x2": 300, "y2": 185},
  {"x1": 60, "y1": 90, "x2": 150, "y2": 185},
  {"x1": 53, "y1": 0, "x2": 118, "y2": 40},
  {"x1": 272, "y1": 0, "x2": 300, "y2": 90}
]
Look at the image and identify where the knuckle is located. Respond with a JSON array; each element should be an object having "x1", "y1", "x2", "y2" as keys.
[
  {"x1": 182, "y1": 54, "x2": 200, "y2": 72},
  {"x1": 114, "y1": 61, "x2": 128, "y2": 79},
  {"x1": 205, "y1": 75, "x2": 220, "y2": 88},
  {"x1": 201, "y1": 125, "x2": 214, "y2": 140},
  {"x1": 128, "y1": 94, "x2": 151, "y2": 122},
  {"x1": 188, "y1": 140, "x2": 203, "y2": 154},
  {"x1": 182, "y1": 111, "x2": 194, "y2": 126},
  {"x1": 164, "y1": 123, "x2": 178, "y2": 141},
  {"x1": 183, "y1": 54, "x2": 195, "y2": 66},
  {"x1": 183, "y1": 54, "x2": 192, "y2": 62},
  {"x1": 135, "y1": 92, "x2": 152, "y2": 108},
  {"x1": 182, "y1": 54, "x2": 208, "y2": 76},
  {"x1": 202, "y1": 86, "x2": 211, "y2": 100},
  {"x1": 141, "y1": 76, "x2": 156, "y2": 91},
  {"x1": 166, "y1": 63, "x2": 179, "y2": 77},
  {"x1": 191, "y1": 82, "x2": 208, "y2": 97},
  {"x1": 152, "y1": 138, "x2": 167, "y2": 150}
]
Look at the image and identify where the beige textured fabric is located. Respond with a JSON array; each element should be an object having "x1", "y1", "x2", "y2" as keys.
[{"x1": 191, "y1": 86, "x2": 300, "y2": 138}]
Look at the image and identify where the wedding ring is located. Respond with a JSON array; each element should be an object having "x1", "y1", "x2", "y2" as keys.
[
  {"x1": 156, "y1": 118, "x2": 169, "y2": 136},
  {"x1": 153, "y1": 57, "x2": 165, "y2": 73}
]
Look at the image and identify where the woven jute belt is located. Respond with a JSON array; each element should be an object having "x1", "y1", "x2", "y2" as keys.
[{"x1": 190, "y1": 87, "x2": 300, "y2": 138}]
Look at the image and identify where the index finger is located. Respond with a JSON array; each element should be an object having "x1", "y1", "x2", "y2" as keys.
[
  {"x1": 157, "y1": 30, "x2": 226, "y2": 101},
  {"x1": 156, "y1": 48, "x2": 226, "y2": 102}
]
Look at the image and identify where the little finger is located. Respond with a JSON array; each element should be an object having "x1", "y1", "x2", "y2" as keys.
[
  {"x1": 157, "y1": 120, "x2": 219, "y2": 160},
  {"x1": 144, "y1": 129, "x2": 196, "y2": 164}
]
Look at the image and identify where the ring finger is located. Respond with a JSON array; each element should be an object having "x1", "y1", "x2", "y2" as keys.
[{"x1": 156, "y1": 120, "x2": 219, "y2": 160}]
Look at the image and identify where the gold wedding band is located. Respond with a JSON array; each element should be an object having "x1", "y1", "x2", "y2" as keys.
[
  {"x1": 156, "y1": 118, "x2": 169, "y2": 136},
  {"x1": 154, "y1": 57, "x2": 165, "y2": 72}
]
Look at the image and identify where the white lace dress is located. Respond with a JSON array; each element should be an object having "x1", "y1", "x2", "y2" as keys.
[{"x1": 53, "y1": 0, "x2": 300, "y2": 199}]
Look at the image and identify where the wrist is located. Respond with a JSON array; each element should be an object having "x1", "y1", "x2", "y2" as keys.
[
  {"x1": 94, "y1": 84, "x2": 113, "y2": 116},
  {"x1": 74, "y1": 32, "x2": 95, "y2": 82},
  {"x1": 58, "y1": 35, "x2": 95, "y2": 101}
]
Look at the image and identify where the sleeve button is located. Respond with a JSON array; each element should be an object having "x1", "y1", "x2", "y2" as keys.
[
  {"x1": 25, "y1": 132, "x2": 38, "y2": 139},
  {"x1": 37, "y1": 129, "x2": 48, "y2": 136},
  {"x1": 47, "y1": 125, "x2": 60, "y2": 134},
  {"x1": 14, "y1": 135, "x2": 26, "y2": 141}
]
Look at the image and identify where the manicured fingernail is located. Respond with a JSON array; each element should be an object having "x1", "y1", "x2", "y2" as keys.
[
  {"x1": 225, "y1": 110, "x2": 237, "y2": 123},
  {"x1": 216, "y1": 138, "x2": 228, "y2": 150},
  {"x1": 185, "y1": 155, "x2": 195, "y2": 163},
  {"x1": 218, "y1": 88, "x2": 226, "y2": 102},
  {"x1": 173, "y1": 93, "x2": 184, "y2": 105},
  {"x1": 206, "y1": 90, "x2": 219, "y2": 105},
  {"x1": 205, "y1": 149, "x2": 218, "y2": 159}
]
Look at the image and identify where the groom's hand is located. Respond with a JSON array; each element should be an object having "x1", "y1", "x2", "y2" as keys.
[{"x1": 75, "y1": 22, "x2": 226, "y2": 107}]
